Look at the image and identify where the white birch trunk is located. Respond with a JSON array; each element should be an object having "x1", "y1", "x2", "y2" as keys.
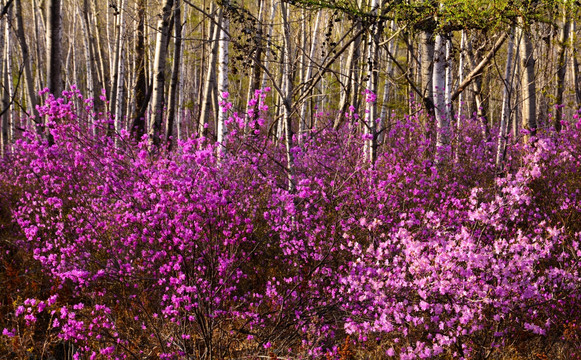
[
  {"x1": 364, "y1": 0, "x2": 381, "y2": 164},
  {"x1": 281, "y1": 1, "x2": 295, "y2": 192},
  {"x1": 555, "y1": 3, "x2": 570, "y2": 131},
  {"x1": 199, "y1": 4, "x2": 219, "y2": 139},
  {"x1": 115, "y1": 0, "x2": 126, "y2": 138},
  {"x1": 379, "y1": 20, "x2": 398, "y2": 132},
  {"x1": 433, "y1": 33, "x2": 449, "y2": 157},
  {"x1": 517, "y1": 17, "x2": 537, "y2": 141},
  {"x1": 148, "y1": 0, "x2": 174, "y2": 146},
  {"x1": 299, "y1": 10, "x2": 322, "y2": 140},
  {"x1": 571, "y1": 20, "x2": 580, "y2": 109},
  {"x1": 47, "y1": 0, "x2": 63, "y2": 97},
  {"x1": 216, "y1": 3, "x2": 230, "y2": 148},
  {"x1": 496, "y1": 28, "x2": 515, "y2": 170}
]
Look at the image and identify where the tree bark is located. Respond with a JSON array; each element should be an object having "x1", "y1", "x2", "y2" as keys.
[
  {"x1": 433, "y1": 32, "x2": 449, "y2": 159},
  {"x1": 555, "y1": 3, "x2": 570, "y2": 131},
  {"x1": 496, "y1": 27, "x2": 515, "y2": 171},
  {"x1": 199, "y1": 3, "x2": 219, "y2": 139},
  {"x1": 46, "y1": 0, "x2": 62, "y2": 97},
  {"x1": 166, "y1": 0, "x2": 182, "y2": 148},
  {"x1": 517, "y1": 17, "x2": 537, "y2": 141},
  {"x1": 281, "y1": 0, "x2": 295, "y2": 192},
  {"x1": 14, "y1": 0, "x2": 40, "y2": 124},
  {"x1": 148, "y1": 0, "x2": 174, "y2": 146},
  {"x1": 364, "y1": 0, "x2": 381, "y2": 164},
  {"x1": 216, "y1": 1, "x2": 230, "y2": 148},
  {"x1": 299, "y1": 9, "x2": 321, "y2": 139},
  {"x1": 131, "y1": 0, "x2": 148, "y2": 142}
]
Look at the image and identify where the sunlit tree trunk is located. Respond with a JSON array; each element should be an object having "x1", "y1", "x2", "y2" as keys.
[
  {"x1": 433, "y1": 32, "x2": 449, "y2": 159},
  {"x1": 14, "y1": 0, "x2": 40, "y2": 124},
  {"x1": 299, "y1": 9, "x2": 321, "y2": 140},
  {"x1": 379, "y1": 20, "x2": 398, "y2": 135},
  {"x1": 47, "y1": 0, "x2": 63, "y2": 96},
  {"x1": 1, "y1": 12, "x2": 10, "y2": 156},
  {"x1": 496, "y1": 27, "x2": 515, "y2": 171},
  {"x1": 281, "y1": 0, "x2": 295, "y2": 192},
  {"x1": 114, "y1": 0, "x2": 127, "y2": 138},
  {"x1": 555, "y1": 3, "x2": 570, "y2": 131},
  {"x1": 199, "y1": 4, "x2": 219, "y2": 139},
  {"x1": 149, "y1": 0, "x2": 174, "y2": 146},
  {"x1": 216, "y1": 1, "x2": 230, "y2": 148},
  {"x1": 364, "y1": 0, "x2": 381, "y2": 164},
  {"x1": 571, "y1": 20, "x2": 581, "y2": 109},
  {"x1": 334, "y1": 0, "x2": 363, "y2": 129},
  {"x1": 420, "y1": 29, "x2": 435, "y2": 120},
  {"x1": 517, "y1": 17, "x2": 537, "y2": 141},
  {"x1": 245, "y1": 0, "x2": 265, "y2": 133}
]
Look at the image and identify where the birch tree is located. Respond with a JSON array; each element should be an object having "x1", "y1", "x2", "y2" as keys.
[
  {"x1": 46, "y1": 0, "x2": 63, "y2": 96},
  {"x1": 199, "y1": 3, "x2": 219, "y2": 139},
  {"x1": 131, "y1": 0, "x2": 148, "y2": 141},
  {"x1": 14, "y1": 0, "x2": 39, "y2": 123},
  {"x1": 149, "y1": 0, "x2": 174, "y2": 146},
  {"x1": 554, "y1": 1, "x2": 570, "y2": 131},
  {"x1": 496, "y1": 27, "x2": 515, "y2": 171},
  {"x1": 166, "y1": 0, "x2": 182, "y2": 148},
  {"x1": 216, "y1": 1, "x2": 230, "y2": 148},
  {"x1": 364, "y1": 0, "x2": 382, "y2": 164},
  {"x1": 517, "y1": 16, "x2": 537, "y2": 141}
]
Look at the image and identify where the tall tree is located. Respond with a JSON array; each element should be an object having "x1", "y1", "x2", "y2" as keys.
[
  {"x1": 46, "y1": 0, "x2": 62, "y2": 96},
  {"x1": 149, "y1": 0, "x2": 174, "y2": 146},
  {"x1": 14, "y1": 0, "x2": 39, "y2": 124},
  {"x1": 165, "y1": 0, "x2": 183, "y2": 148},
  {"x1": 554, "y1": 1, "x2": 570, "y2": 131},
  {"x1": 517, "y1": 16, "x2": 537, "y2": 141},
  {"x1": 216, "y1": 0, "x2": 230, "y2": 148},
  {"x1": 199, "y1": 3, "x2": 219, "y2": 139},
  {"x1": 131, "y1": 0, "x2": 149, "y2": 141}
]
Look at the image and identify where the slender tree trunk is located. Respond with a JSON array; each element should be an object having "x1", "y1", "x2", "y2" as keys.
[
  {"x1": 379, "y1": 20, "x2": 398, "y2": 135},
  {"x1": 166, "y1": 0, "x2": 182, "y2": 148},
  {"x1": 199, "y1": 4, "x2": 219, "y2": 139},
  {"x1": 281, "y1": 0, "x2": 295, "y2": 192},
  {"x1": 91, "y1": 0, "x2": 110, "y2": 109},
  {"x1": 496, "y1": 27, "x2": 515, "y2": 171},
  {"x1": 555, "y1": 4, "x2": 570, "y2": 131},
  {"x1": 260, "y1": 0, "x2": 277, "y2": 90},
  {"x1": 420, "y1": 29, "x2": 435, "y2": 120},
  {"x1": 364, "y1": 0, "x2": 382, "y2": 164},
  {"x1": 46, "y1": 0, "x2": 63, "y2": 96},
  {"x1": 115, "y1": 0, "x2": 127, "y2": 138},
  {"x1": 457, "y1": 30, "x2": 466, "y2": 120},
  {"x1": 334, "y1": 0, "x2": 363, "y2": 129},
  {"x1": 216, "y1": 2, "x2": 230, "y2": 148},
  {"x1": 1, "y1": 13, "x2": 10, "y2": 156},
  {"x1": 299, "y1": 9, "x2": 321, "y2": 140},
  {"x1": 517, "y1": 17, "x2": 537, "y2": 141},
  {"x1": 466, "y1": 36, "x2": 491, "y2": 142},
  {"x1": 149, "y1": 0, "x2": 174, "y2": 146},
  {"x1": 131, "y1": 0, "x2": 148, "y2": 141},
  {"x1": 33, "y1": 0, "x2": 45, "y2": 91},
  {"x1": 244, "y1": 0, "x2": 264, "y2": 134},
  {"x1": 433, "y1": 31, "x2": 449, "y2": 160},
  {"x1": 14, "y1": 0, "x2": 40, "y2": 124},
  {"x1": 571, "y1": 20, "x2": 581, "y2": 110}
]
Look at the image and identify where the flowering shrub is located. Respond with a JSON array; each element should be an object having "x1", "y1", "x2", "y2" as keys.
[{"x1": 0, "y1": 87, "x2": 580, "y2": 359}]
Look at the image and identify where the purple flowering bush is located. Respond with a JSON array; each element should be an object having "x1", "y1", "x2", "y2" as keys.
[{"x1": 0, "y1": 88, "x2": 580, "y2": 359}]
